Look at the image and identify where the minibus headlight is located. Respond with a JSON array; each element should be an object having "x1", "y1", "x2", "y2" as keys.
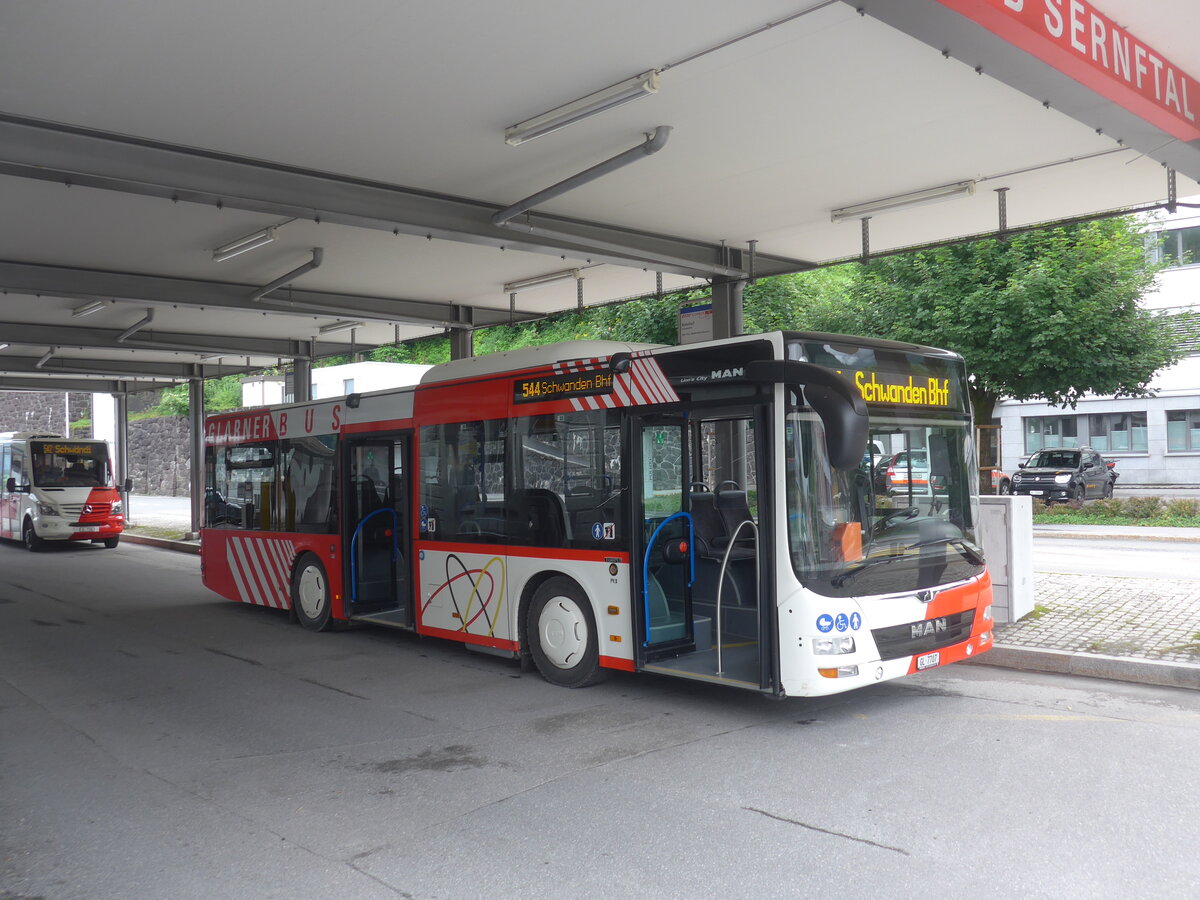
[
  {"x1": 814, "y1": 635, "x2": 856, "y2": 655},
  {"x1": 111, "y1": 500, "x2": 123, "y2": 514},
  {"x1": 37, "y1": 499, "x2": 57, "y2": 517}
]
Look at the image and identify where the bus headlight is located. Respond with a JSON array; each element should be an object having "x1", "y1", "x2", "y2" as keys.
[
  {"x1": 983, "y1": 604, "x2": 993, "y2": 621},
  {"x1": 111, "y1": 500, "x2": 123, "y2": 515},
  {"x1": 37, "y1": 499, "x2": 57, "y2": 517},
  {"x1": 814, "y1": 635, "x2": 856, "y2": 655}
]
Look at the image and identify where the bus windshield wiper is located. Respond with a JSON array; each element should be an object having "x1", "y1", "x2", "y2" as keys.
[
  {"x1": 831, "y1": 551, "x2": 908, "y2": 587},
  {"x1": 904, "y1": 537, "x2": 985, "y2": 566},
  {"x1": 832, "y1": 537, "x2": 984, "y2": 587}
]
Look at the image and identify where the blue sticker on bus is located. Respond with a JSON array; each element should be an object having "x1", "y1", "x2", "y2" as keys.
[
  {"x1": 849, "y1": 612, "x2": 862, "y2": 631},
  {"x1": 816, "y1": 614, "x2": 834, "y2": 633},
  {"x1": 592, "y1": 522, "x2": 604, "y2": 541},
  {"x1": 835, "y1": 613, "x2": 849, "y2": 632}
]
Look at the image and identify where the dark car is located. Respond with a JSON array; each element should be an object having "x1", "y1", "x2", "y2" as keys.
[{"x1": 1009, "y1": 447, "x2": 1114, "y2": 502}]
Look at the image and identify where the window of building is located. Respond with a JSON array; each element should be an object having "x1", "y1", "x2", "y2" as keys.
[
  {"x1": 1023, "y1": 415, "x2": 1080, "y2": 453},
  {"x1": 1167, "y1": 410, "x2": 1200, "y2": 452},
  {"x1": 1149, "y1": 224, "x2": 1200, "y2": 267},
  {"x1": 1089, "y1": 412, "x2": 1148, "y2": 453}
]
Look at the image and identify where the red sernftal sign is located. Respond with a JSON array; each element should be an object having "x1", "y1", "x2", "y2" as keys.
[{"x1": 938, "y1": 0, "x2": 1199, "y2": 142}]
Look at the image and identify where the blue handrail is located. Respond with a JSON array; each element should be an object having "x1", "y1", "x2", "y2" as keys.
[
  {"x1": 349, "y1": 507, "x2": 399, "y2": 604},
  {"x1": 641, "y1": 510, "x2": 694, "y2": 647}
]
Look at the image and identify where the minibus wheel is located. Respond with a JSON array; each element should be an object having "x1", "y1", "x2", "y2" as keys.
[{"x1": 23, "y1": 520, "x2": 43, "y2": 552}]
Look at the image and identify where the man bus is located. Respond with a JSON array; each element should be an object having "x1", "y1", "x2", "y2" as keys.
[{"x1": 201, "y1": 331, "x2": 992, "y2": 697}]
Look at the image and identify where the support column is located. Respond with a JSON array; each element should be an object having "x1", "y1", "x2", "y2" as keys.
[
  {"x1": 188, "y1": 377, "x2": 204, "y2": 539},
  {"x1": 449, "y1": 305, "x2": 474, "y2": 360},
  {"x1": 710, "y1": 274, "x2": 744, "y2": 340},
  {"x1": 114, "y1": 391, "x2": 130, "y2": 525},
  {"x1": 292, "y1": 355, "x2": 312, "y2": 403}
]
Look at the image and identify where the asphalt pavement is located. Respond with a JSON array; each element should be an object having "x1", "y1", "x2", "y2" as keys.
[{"x1": 122, "y1": 497, "x2": 1200, "y2": 691}]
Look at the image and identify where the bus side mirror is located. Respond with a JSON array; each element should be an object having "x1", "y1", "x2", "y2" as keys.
[
  {"x1": 804, "y1": 384, "x2": 870, "y2": 471},
  {"x1": 5, "y1": 477, "x2": 14, "y2": 493},
  {"x1": 124, "y1": 477, "x2": 133, "y2": 492}
]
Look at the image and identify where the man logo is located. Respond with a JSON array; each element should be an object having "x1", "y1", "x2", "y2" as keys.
[
  {"x1": 709, "y1": 367, "x2": 744, "y2": 380},
  {"x1": 911, "y1": 617, "x2": 948, "y2": 639},
  {"x1": 917, "y1": 589, "x2": 939, "y2": 604}
]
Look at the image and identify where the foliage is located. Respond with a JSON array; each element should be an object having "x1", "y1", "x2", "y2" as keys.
[
  {"x1": 783, "y1": 218, "x2": 1179, "y2": 424},
  {"x1": 1030, "y1": 495, "x2": 1200, "y2": 527},
  {"x1": 150, "y1": 373, "x2": 247, "y2": 416}
]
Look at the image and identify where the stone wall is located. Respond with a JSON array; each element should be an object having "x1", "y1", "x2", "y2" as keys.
[
  {"x1": 128, "y1": 416, "x2": 191, "y2": 496},
  {"x1": 0, "y1": 391, "x2": 191, "y2": 496},
  {"x1": 0, "y1": 391, "x2": 93, "y2": 437}
]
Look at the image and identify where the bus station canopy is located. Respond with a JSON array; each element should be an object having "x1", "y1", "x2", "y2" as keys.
[{"x1": 1, "y1": 0, "x2": 1198, "y2": 393}]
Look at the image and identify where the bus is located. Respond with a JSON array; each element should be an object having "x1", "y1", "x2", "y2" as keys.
[
  {"x1": 200, "y1": 331, "x2": 992, "y2": 697},
  {"x1": 1, "y1": 432, "x2": 126, "y2": 550}
]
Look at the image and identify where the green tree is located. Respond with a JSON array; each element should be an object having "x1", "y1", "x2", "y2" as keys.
[{"x1": 784, "y1": 218, "x2": 1179, "y2": 424}]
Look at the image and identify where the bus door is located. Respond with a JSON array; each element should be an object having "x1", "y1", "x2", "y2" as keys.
[
  {"x1": 631, "y1": 415, "x2": 696, "y2": 661},
  {"x1": 345, "y1": 436, "x2": 412, "y2": 625},
  {"x1": 633, "y1": 409, "x2": 768, "y2": 689}
]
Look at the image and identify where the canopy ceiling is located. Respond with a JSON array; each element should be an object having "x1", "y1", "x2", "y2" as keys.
[{"x1": 1, "y1": 0, "x2": 1197, "y2": 392}]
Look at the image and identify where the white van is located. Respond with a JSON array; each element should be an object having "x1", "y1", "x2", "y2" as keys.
[{"x1": 0, "y1": 432, "x2": 127, "y2": 550}]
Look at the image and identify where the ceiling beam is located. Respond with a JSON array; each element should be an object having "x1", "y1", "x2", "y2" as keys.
[
  {"x1": 0, "y1": 319, "x2": 335, "y2": 359},
  {"x1": 0, "y1": 113, "x2": 810, "y2": 279},
  {"x1": 0, "y1": 376, "x2": 178, "y2": 394},
  {"x1": 0, "y1": 353, "x2": 243, "y2": 379},
  {"x1": 0, "y1": 260, "x2": 522, "y2": 328}
]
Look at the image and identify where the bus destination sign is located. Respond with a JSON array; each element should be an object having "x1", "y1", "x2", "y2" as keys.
[{"x1": 514, "y1": 371, "x2": 614, "y2": 404}]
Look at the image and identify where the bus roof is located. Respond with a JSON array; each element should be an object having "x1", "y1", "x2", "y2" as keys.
[{"x1": 419, "y1": 340, "x2": 663, "y2": 385}]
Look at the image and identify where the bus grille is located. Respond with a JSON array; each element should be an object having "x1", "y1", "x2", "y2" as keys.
[
  {"x1": 871, "y1": 610, "x2": 976, "y2": 661},
  {"x1": 63, "y1": 502, "x2": 112, "y2": 522}
]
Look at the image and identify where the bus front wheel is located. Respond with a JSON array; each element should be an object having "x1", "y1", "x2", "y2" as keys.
[
  {"x1": 23, "y1": 520, "x2": 43, "y2": 552},
  {"x1": 527, "y1": 577, "x2": 604, "y2": 688},
  {"x1": 103, "y1": 536, "x2": 120, "y2": 549},
  {"x1": 292, "y1": 553, "x2": 332, "y2": 632}
]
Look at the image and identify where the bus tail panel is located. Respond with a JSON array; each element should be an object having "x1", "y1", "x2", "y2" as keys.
[{"x1": 201, "y1": 531, "x2": 344, "y2": 614}]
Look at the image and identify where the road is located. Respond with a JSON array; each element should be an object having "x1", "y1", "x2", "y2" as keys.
[
  {"x1": 2, "y1": 540, "x2": 1199, "y2": 898},
  {"x1": 1034, "y1": 537, "x2": 1200, "y2": 580}
]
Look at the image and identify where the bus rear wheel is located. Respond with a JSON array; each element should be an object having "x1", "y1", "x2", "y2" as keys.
[
  {"x1": 527, "y1": 577, "x2": 604, "y2": 688},
  {"x1": 23, "y1": 520, "x2": 43, "y2": 552},
  {"x1": 292, "y1": 553, "x2": 332, "y2": 632}
]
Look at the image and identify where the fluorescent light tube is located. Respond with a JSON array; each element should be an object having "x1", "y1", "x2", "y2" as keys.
[
  {"x1": 505, "y1": 70, "x2": 659, "y2": 146},
  {"x1": 503, "y1": 268, "x2": 581, "y2": 293},
  {"x1": 0, "y1": 343, "x2": 9, "y2": 350},
  {"x1": 831, "y1": 181, "x2": 976, "y2": 223},
  {"x1": 72, "y1": 300, "x2": 109, "y2": 317},
  {"x1": 213, "y1": 226, "x2": 278, "y2": 262},
  {"x1": 319, "y1": 320, "x2": 363, "y2": 335}
]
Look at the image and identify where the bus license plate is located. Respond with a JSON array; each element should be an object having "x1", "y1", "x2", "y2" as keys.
[
  {"x1": 1030, "y1": 490, "x2": 1044, "y2": 495},
  {"x1": 916, "y1": 651, "x2": 940, "y2": 670}
]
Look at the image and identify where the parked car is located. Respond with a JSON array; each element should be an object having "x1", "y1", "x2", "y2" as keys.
[
  {"x1": 1009, "y1": 447, "x2": 1115, "y2": 502},
  {"x1": 885, "y1": 449, "x2": 937, "y2": 496}
]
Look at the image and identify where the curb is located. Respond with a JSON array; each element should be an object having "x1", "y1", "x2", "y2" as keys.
[
  {"x1": 1034, "y1": 529, "x2": 1200, "y2": 543},
  {"x1": 122, "y1": 533, "x2": 200, "y2": 555},
  {"x1": 967, "y1": 643, "x2": 1200, "y2": 690}
]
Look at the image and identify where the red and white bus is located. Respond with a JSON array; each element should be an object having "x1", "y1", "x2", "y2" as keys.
[
  {"x1": 1, "y1": 432, "x2": 126, "y2": 550},
  {"x1": 201, "y1": 331, "x2": 993, "y2": 696}
]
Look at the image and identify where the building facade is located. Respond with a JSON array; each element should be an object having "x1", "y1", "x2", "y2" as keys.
[{"x1": 994, "y1": 202, "x2": 1200, "y2": 486}]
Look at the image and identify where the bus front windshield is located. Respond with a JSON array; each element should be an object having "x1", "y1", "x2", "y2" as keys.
[
  {"x1": 785, "y1": 410, "x2": 983, "y2": 599},
  {"x1": 31, "y1": 441, "x2": 110, "y2": 488}
]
